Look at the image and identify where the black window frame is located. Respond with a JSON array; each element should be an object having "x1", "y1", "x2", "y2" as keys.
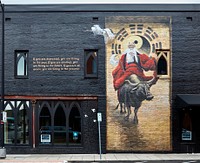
[
  {"x1": 84, "y1": 49, "x2": 98, "y2": 78},
  {"x1": 14, "y1": 50, "x2": 29, "y2": 79}
]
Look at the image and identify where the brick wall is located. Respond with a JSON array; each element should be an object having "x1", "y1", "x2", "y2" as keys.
[{"x1": 0, "y1": 8, "x2": 200, "y2": 153}]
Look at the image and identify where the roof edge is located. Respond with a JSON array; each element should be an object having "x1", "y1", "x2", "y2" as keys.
[{"x1": 3, "y1": 4, "x2": 200, "y2": 12}]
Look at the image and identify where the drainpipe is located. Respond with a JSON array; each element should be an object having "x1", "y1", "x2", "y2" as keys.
[{"x1": 0, "y1": 0, "x2": 6, "y2": 159}]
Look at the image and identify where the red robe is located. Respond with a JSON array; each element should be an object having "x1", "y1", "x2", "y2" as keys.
[{"x1": 112, "y1": 53, "x2": 157, "y2": 90}]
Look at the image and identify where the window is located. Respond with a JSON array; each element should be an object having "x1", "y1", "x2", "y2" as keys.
[
  {"x1": 4, "y1": 100, "x2": 30, "y2": 145},
  {"x1": 181, "y1": 109, "x2": 192, "y2": 141},
  {"x1": 84, "y1": 50, "x2": 98, "y2": 78},
  {"x1": 157, "y1": 55, "x2": 167, "y2": 75},
  {"x1": 69, "y1": 104, "x2": 81, "y2": 145},
  {"x1": 15, "y1": 50, "x2": 28, "y2": 78},
  {"x1": 156, "y1": 50, "x2": 170, "y2": 78},
  {"x1": 4, "y1": 101, "x2": 15, "y2": 145},
  {"x1": 39, "y1": 104, "x2": 52, "y2": 145},
  {"x1": 38, "y1": 101, "x2": 82, "y2": 146},
  {"x1": 17, "y1": 101, "x2": 30, "y2": 144},
  {"x1": 54, "y1": 104, "x2": 66, "y2": 145}
]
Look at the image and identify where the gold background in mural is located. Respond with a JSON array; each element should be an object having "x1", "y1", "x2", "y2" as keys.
[{"x1": 106, "y1": 16, "x2": 171, "y2": 151}]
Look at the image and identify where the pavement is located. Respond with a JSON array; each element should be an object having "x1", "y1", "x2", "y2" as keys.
[{"x1": 1, "y1": 153, "x2": 200, "y2": 163}]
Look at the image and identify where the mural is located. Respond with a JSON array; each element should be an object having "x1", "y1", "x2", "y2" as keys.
[{"x1": 106, "y1": 16, "x2": 171, "y2": 151}]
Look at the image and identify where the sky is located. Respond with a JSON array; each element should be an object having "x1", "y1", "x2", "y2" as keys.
[{"x1": 2, "y1": 0, "x2": 200, "y2": 4}]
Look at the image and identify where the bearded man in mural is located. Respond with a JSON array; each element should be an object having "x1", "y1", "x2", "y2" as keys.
[{"x1": 112, "y1": 42, "x2": 158, "y2": 99}]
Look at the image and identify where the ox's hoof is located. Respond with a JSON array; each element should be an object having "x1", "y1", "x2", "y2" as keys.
[
  {"x1": 124, "y1": 116, "x2": 129, "y2": 121},
  {"x1": 120, "y1": 111, "x2": 126, "y2": 114}
]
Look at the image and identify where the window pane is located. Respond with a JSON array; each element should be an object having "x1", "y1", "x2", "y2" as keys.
[
  {"x1": 4, "y1": 102, "x2": 15, "y2": 144},
  {"x1": 54, "y1": 105, "x2": 66, "y2": 145},
  {"x1": 85, "y1": 50, "x2": 97, "y2": 77},
  {"x1": 92, "y1": 56, "x2": 97, "y2": 74},
  {"x1": 17, "y1": 102, "x2": 29, "y2": 144},
  {"x1": 157, "y1": 55, "x2": 167, "y2": 75},
  {"x1": 17, "y1": 56, "x2": 25, "y2": 76},
  {"x1": 69, "y1": 106, "x2": 81, "y2": 145},
  {"x1": 15, "y1": 51, "x2": 28, "y2": 78},
  {"x1": 4, "y1": 101, "x2": 30, "y2": 145},
  {"x1": 40, "y1": 106, "x2": 52, "y2": 145},
  {"x1": 182, "y1": 110, "x2": 192, "y2": 141},
  {"x1": 87, "y1": 55, "x2": 94, "y2": 74}
]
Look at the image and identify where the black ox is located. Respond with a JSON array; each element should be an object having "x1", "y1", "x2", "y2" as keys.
[{"x1": 115, "y1": 74, "x2": 156, "y2": 124}]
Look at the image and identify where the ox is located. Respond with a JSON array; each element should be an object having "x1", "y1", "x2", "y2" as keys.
[{"x1": 115, "y1": 74, "x2": 156, "y2": 124}]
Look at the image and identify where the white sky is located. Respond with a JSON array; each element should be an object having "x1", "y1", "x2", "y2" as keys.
[{"x1": 2, "y1": 0, "x2": 200, "y2": 4}]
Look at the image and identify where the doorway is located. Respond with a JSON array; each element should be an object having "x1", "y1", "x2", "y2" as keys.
[{"x1": 180, "y1": 107, "x2": 200, "y2": 152}]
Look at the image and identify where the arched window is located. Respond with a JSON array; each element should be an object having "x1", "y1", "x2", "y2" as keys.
[
  {"x1": 69, "y1": 104, "x2": 81, "y2": 145},
  {"x1": 38, "y1": 101, "x2": 82, "y2": 146},
  {"x1": 157, "y1": 55, "x2": 167, "y2": 75},
  {"x1": 39, "y1": 106, "x2": 51, "y2": 129},
  {"x1": 39, "y1": 105, "x2": 51, "y2": 144},
  {"x1": 85, "y1": 50, "x2": 98, "y2": 78},
  {"x1": 87, "y1": 55, "x2": 97, "y2": 74},
  {"x1": 156, "y1": 50, "x2": 170, "y2": 78},
  {"x1": 15, "y1": 50, "x2": 28, "y2": 78},
  {"x1": 54, "y1": 105, "x2": 66, "y2": 145}
]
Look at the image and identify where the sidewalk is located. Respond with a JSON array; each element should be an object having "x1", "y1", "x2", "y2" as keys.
[{"x1": 1, "y1": 153, "x2": 200, "y2": 162}]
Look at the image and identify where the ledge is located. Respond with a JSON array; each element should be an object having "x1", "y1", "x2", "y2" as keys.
[{"x1": 4, "y1": 4, "x2": 200, "y2": 12}]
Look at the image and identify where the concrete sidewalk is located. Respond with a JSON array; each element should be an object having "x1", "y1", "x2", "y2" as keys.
[{"x1": 0, "y1": 153, "x2": 200, "y2": 162}]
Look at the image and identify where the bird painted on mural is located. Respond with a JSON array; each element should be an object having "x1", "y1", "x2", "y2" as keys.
[{"x1": 91, "y1": 24, "x2": 115, "y2": 44}]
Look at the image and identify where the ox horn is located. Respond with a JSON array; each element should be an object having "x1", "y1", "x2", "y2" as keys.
[
  {"x1": 124, "y1": 80, "x2": 139, "y2": 87},
  {"x1": 146, "y1": 77, "x2": 156, "y2": 86}
]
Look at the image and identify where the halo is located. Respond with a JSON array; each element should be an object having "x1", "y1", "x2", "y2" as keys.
[
  {"x1": 132, "y1": 35, "x2": 143, "y2": 49},
  {"x1": 121, "y1": 35, "x2": 143, "y2": 52}
]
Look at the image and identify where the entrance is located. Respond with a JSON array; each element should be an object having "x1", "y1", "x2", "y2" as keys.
[
  {"x1": 192, "y1": 107, "x2": 200, "y2": 152},
  {"x1": 176, "y1": 94, "x2": 200, "y2": 152},
  {"x1": 180, "y1": 107, "x2": 200, "y2": 152}
]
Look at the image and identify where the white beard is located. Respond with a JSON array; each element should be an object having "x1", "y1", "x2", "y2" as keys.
[{"x1": 125, "y1": 48, "x2": 139, "y2": 63}]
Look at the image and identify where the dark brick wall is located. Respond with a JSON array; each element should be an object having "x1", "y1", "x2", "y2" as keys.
[
  {"x1": 171, "y1": 12, "x2": 200, "y2": 152},
  {"x1": 172, "y1": 13, "x2": 200, "y2": 96},
  {"x1": 0, "y1": 9, "x2": 200, "y2": 153},
  {"x1": 2, "y1": 11, "x2": 200, "y2": 96},
  {"x1": 2, "y1": 12, "x2": 106, "y2": 96}
]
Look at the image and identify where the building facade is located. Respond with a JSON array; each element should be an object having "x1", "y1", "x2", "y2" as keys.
[{"x1": 0, "y1": 4, "x2": 200, "y2": 153}]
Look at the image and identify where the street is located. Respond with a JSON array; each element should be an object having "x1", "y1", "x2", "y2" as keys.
[{"x1": 71, "y1": 161, "x2": 200, "y2": 163}]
